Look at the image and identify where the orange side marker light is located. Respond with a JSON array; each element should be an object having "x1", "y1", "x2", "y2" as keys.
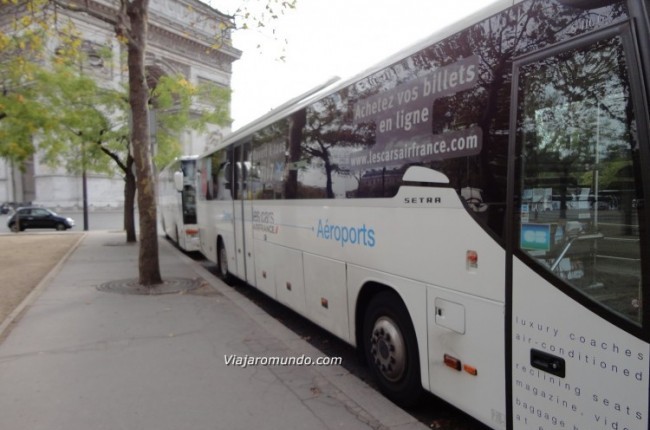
[
  {"x1": 444, "y1": 354, "x2": 461, "y2": 371},
  {"x1": 463, "y1": 364, "x2": 478, "y2": 376}
]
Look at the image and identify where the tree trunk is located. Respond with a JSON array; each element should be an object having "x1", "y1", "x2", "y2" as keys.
[
  {"x1": 124, "y1": 154, "x2": 137, "y2": 243},
  {"x1": 125, "y1": 0, "x2": 162, "y2": 286}
]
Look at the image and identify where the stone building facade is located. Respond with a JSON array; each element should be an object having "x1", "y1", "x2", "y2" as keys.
[{"x1": 0, "y1": 0, "x2": 241, "y2": 208}]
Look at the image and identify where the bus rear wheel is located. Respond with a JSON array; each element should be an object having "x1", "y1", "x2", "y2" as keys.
[
  {"x1": 363, "y1": 291, "x2": 422, "y2": 407},
  {"x1": 217, "y1": 240, "x2": 232, "y2": 283}
]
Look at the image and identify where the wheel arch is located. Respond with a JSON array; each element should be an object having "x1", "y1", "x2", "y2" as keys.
[
  {"x1": 349, "y1": 270, "x2": 430, "y2": 393},
  {"x1": 355, "y1": 280, "x2": 426, "y2": 406}
]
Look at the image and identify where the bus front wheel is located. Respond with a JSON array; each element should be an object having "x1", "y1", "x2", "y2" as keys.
[{"x1": 363, "y1": 291, "x2": 422, "y2": 407}]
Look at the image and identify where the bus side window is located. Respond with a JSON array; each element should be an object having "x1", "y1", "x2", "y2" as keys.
[
  {"x1": 206, "y1": 150, "x2": 232, "y2": 201},
  {"x1": 201, "y1": 158, "x2": 213, "y2": 200},
  {"x1": 210, "y1": 155, "x2": 219, "y2": 201},
  {"x1": 217, "y1": 162, "x2": 232, "y2": 201}
]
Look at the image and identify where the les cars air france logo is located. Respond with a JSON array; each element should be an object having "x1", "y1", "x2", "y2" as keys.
[{"x1": 252, "y1": 210, "x2": 279, "y2": 234}]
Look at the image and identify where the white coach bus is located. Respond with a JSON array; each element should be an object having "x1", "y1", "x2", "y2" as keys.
[
  {"x1": 158, "y1": 156, "x2": 200, "y2": 251},
  {"x1": 192, "y1": 1, "x2": 650, "y2": 428}
]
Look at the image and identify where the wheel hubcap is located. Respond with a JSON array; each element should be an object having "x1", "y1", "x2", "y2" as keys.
[{"x1": 369, "y1": 316, "x2": 406, "y2": 382}]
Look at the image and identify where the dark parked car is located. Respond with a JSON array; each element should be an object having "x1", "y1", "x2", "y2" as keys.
[{"x1": 7, "y1": 207, "x2": 75, "y2": 232}]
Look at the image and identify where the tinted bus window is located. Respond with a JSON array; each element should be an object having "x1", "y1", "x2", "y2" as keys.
[{"x1": 515, "y1": 33, "x2": 644, "y2": 324}]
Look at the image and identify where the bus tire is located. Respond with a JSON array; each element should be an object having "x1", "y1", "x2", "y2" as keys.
[
  {"x1": 217, "y1": 239, "x2": 232, "y2": 283},
  {"x1": 363, "y1": 291, "x2": 422, "y2": 407}
]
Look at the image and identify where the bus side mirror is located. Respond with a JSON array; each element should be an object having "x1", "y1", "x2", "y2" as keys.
[{"x1": 173, "y1": 171, "x2": 184, "y2": 192}]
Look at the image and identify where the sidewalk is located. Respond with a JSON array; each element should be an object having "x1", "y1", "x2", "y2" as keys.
[{"x1": 0, "y1": 231, "x2": 426, "y2": 430}]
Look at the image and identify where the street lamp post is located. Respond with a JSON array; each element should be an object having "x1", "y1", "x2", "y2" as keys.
[{"x1": 82, "y1": 142, "x2": 89, "y2": 231}]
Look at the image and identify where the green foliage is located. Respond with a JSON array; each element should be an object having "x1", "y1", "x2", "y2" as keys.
[
  {"x1": 0, "y1": 18, "x2": 123, "y2": 174},
  {"x1": 38, "y1": 65, "x2": 128, "y2": 175},
  {"x1": 0, "y1": 5, "x2": 56, "y2": 165},
  {"x1": 0, "y1": 3, "x2": 94, "y2": 167}
]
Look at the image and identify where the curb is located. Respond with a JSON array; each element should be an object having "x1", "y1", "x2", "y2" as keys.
[{"x1": 0, "y1": 233, "x2": 87, "y2": 340}]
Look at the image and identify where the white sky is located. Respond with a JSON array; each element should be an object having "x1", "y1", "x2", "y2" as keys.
[{"x1": 222, "y1": 0, "x2": 500, "y2": 129}]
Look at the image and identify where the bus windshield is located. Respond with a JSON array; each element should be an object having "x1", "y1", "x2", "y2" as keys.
[{"x1": 181, "y1": 160, "x2": 197, "y2": 224}]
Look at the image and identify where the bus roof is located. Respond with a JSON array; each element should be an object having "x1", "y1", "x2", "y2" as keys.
[{"x1": 221, "y1": 75, "x2": 341, "y2": 144}]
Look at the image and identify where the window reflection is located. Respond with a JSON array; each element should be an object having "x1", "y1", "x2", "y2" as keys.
[{"x1": 516, "y1": 35, "x2": 643, "y2": 324}]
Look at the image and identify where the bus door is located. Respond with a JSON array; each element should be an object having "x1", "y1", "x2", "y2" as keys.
[
  {"x1": 232, "y1": 142, "x2": 255, "y2": 283},
  {"x1": 508, "y1": 24, "x2": 649, "y2": 430},
  {"x1": 241, "y1": 142, "x2": 256, "y2": 283}
]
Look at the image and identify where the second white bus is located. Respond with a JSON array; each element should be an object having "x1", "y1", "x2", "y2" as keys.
[{"x1": 158, "y1": 156, "x2": 200, "y2": 252}]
